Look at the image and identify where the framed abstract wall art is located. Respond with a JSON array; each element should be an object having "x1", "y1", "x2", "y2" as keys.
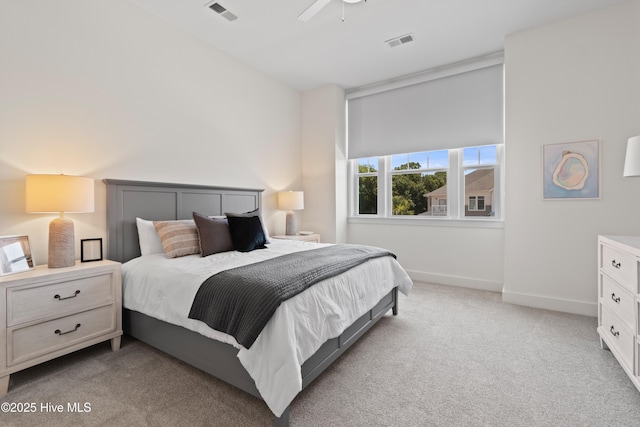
[{"x1": 542, "y1": 140, "x2": 600, "y2": 200}]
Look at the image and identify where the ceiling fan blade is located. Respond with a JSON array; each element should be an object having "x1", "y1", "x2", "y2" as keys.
[{"x1": 298, "y1": 0, "x2": 333, "y2": 22}]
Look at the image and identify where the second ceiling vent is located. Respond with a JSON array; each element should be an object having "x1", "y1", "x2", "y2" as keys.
[
  {"x1": 207, "y1": 2, "x2": 238, "y2": 22},
  {"x1": 386, "y1": 33, "x2": 415, "y2": 48}
]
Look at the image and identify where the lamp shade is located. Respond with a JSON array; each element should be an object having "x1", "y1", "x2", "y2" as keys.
[
  {"x1": 26, "y1": 174, "x2": 94, "y2": 213},
  {"x1": 278, "y1": 191, "x2": 304, "y2": 211},
  {"x1": 624, "y1": 136, "x2": 640, "y2": 177}
]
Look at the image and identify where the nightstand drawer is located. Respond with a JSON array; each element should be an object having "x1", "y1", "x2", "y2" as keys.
[
  {"x1": 600, "y1": 305, "x2": 635, "y2": 371},
  {"x1": 8, "y1": 305, "x2": 116, "y2": 366},
  {"x1": 601, "y1": 244, "x2": 638, "y2": 293},
  {"x1": 8, "y1": 273, "x2": 113, "y2": 326},
  {"x1": 600, "y1": 274, "x2": 635, "y2": 328}
]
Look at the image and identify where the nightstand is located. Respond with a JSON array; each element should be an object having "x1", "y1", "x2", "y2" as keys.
[
  {"x1": 0, "y1": 260, "x2": 122, "y2": 396},
  {"x1": 271, "y1": 234, "x2": 321, "y2": 243}
]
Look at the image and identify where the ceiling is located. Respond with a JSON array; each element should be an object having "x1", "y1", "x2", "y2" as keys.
[{"x1": 129, "y1": 0, "x2": 626, "y2": 91}]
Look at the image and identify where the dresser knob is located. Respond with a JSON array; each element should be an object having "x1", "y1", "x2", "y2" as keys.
[
  {"x1": 55, "y1": 323, "x2": 81, "y2": 335},
  {"x1": 611, "y1": 293, "x2": 621, "y2": 303},
  {"x1": 54, "y1": 290, "x2": 81, "y2": 300},
  {"x1": 611, "y1": 259, "x2": 621, "y2": 269},
  {"x1": 610, "y1": 325, "x2": 620, "y2": 337}
]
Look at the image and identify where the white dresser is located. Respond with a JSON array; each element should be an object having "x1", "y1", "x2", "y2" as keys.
[
  {"x1": 0, "y1": 260, "x2": 122, "y2": 396},
  {"x1": 598, "y1": 235, "x2": 640, "y2": 391}
]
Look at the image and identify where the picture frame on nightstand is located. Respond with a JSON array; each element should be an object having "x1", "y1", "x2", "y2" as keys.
[
  {"x1": 81, "y1": 238, "x2": 103, "y2": 262},
  {"x1": 0, "y1": 235, "x2": 35, "y2": 276}
]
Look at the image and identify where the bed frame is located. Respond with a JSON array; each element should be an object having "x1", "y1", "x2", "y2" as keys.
[{"x1": 104, "y1": 179, "x2": 398, "y2": 426}]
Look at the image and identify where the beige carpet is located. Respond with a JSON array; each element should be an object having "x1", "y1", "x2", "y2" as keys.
[{"x1": 2, "y1": 282, "x2": 640, "y2": 426}]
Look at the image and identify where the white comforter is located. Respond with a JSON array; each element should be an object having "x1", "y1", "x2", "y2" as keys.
[{"x1": 122, "y1": 239, "x2": 412, "y2": 417}]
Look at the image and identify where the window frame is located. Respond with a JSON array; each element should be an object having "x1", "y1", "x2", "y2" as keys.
[
  {"x1": 354, "y1": 157, "x2": 380, "y2": 215},
  {"x1": 468, "y1": 195, "x2": 486, "y2": 211},
  {"x1": 388, "y1": 153, "x2": 449, "y2": 217},
  {"x1": 349, "y1": 144, "x2": 504, "y2": 225},
  {"x1": 461, "y1": 145, "x2": 500, "y2": 218}
]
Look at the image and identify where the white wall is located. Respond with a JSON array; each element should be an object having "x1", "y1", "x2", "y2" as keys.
[
  {"x1": 0, "y1": 0, "x2": 302, "y2": 265},
  {"x1": 312, "y1": 91, "x2": 506, "y2": 290},
  {"x1": 3, "y1": 0, "x2": 636, "y2": 318},
  {"x1": 503, "y1": 0, "x2": 640, "y2": 315},
  {"x1": 299, "y1": 54, "x2": 504, "y2": 282},
  {"x1": 348, "y1": 221, "x2": 505, "y2": 292},
  {"x1": 302, "y1": 85, "x2": 347, "y2": 244},
  {"x1": 348, "y1": 0, "x2": 640, "y2": 302}
]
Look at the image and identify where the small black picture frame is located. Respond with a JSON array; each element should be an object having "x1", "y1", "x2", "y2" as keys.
[{"x1": 81, "y1": 238, "x2": 103, "y2": 262}]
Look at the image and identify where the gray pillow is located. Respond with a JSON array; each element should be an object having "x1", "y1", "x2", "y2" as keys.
[{"x1": 193, "y1": 212, "x2": 234, "y2": 257}]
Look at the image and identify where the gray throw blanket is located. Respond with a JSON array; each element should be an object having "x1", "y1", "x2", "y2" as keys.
[{"x1": 188, "y1": 244, "x2": 396, "y2": 349}]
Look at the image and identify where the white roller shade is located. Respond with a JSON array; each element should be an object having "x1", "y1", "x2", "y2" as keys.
[{"x1": 347, "y1": 63, "x2": 503, "y2": 159}]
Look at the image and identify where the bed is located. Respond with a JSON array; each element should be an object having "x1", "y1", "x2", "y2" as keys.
[{"x1": 104, "y1": 179, "x2": 412, "y2": 426}]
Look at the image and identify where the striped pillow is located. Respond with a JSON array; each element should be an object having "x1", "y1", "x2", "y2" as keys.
[{"x1": 153, "y1": 220, "x2": 199, "y2": 258}]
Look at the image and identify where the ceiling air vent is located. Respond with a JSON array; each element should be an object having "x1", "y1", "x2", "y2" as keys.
[
  {"x1": 207, "y1": 2, "x2": 238, "y2": 22},
  {"x1": 385, "y1": 33, "x2": 415, "y2": 48}
]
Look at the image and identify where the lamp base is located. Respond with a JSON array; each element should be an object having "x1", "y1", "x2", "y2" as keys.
[
  {"x1": 48, "y1": 217, "x2": 75, "y2": 268},
  {"x1": 285, "y1": 210, "x2": 297, "y2": 236}
]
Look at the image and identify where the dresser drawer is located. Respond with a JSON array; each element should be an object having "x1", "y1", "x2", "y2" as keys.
[
  {"x1": 601, "y1": 244, "x2": 638, "y2": 293},
  {"x1": 7, "y1": 305, "x2": 116, "y2": 366},
  {"x1": 600, "y1": 274, "x2": 635, "y2": 328},
  {"x1": 7, "y1": 273, "x2": 113, "y2": 326},
  {"x1": 600, "y1": 305, "x2": 635, "y2": 372}
]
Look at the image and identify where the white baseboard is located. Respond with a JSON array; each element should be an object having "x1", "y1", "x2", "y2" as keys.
[
  {"x1": 406, "y1": 270, "x2": 597, "y2": 317},
  {"x1": 501, "y1": 290, "x2": 597, "y2": 317},
  {"x1": 405, "y1": 270, "x2": 503, "y2": 292}
]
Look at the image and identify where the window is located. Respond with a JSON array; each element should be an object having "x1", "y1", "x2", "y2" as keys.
[
  {"x1": 356, "y1": 157, "x2": 378, "y2": 215},
  {"x1": 346, "y1": 58, "x2": 503, "y2": 223},
  {"x1": 390, "y1": 151, "x2": 448, "y2": 216},
  {"x1": 468, "y1": 196, "x2": 485, "y2": 211},
  {"x1": 462, "y1": 146, "x2": 497, "y2": 217},
  {"x1": 350, "y1": 144, "x2": 503, "y2": 221}
]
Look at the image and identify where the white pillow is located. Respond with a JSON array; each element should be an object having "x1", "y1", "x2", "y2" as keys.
[{"x1": 136, "y1": 217, "x2": 164, "y2": 255}]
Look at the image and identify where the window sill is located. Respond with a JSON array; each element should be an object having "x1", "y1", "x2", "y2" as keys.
[{"x1": 347, "y1": 216, "x2": 505, "y2": 229}]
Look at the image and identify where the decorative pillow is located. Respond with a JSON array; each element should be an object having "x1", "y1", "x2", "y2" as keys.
[
  {"x1": 192, "y1": 212, "x2": 234, "y2": 257},
  {"x1": 226, "y1": 208, "x2": 270, "y2": 244},
  {"x1": 153, "y1": 219, "x2": 199, "y2": 258},
  {"x1": 136, "y1": 218, "x2": 165, "y2": 255},
  {"x1": 226, "y1": 215, "x2": 267, "y2": 252}
]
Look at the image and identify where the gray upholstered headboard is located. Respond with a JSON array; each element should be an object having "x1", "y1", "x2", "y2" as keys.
[{"x1": 104, "y1": 179, "x2": 264, "y2": 263}]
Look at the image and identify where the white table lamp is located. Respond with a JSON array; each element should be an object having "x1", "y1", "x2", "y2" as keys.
[
  {"x1": 624, "y1": 135, "x2": 640, "y2": 177},
  {"x1": 278, "y1": 191, "x2": 304, "y2": 236},
  {"x1": 26, "y1": 174, "x2": 95, "y2": 268}
]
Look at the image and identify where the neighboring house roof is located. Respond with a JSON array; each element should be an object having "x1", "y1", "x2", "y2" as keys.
[
  {"x1": 425, "y1": 168, "x2": 494, "y2": 198},
  {"x1": 464, "y1": 168, "x2": 494, "y2": 193},
  {"x1": 425, "y1": 184, "x2": 447, "y2": 198}
]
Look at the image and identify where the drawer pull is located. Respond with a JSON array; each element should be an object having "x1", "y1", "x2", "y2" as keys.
[
  {"x1": 54, "y1": 290, "x2": 81, "y2": 300},
  {"x1": 611, "y1": 259, "x2": 621, "y2": 269},
  {"x1": 55, "y1": 323, "x2": 81, "y2": 335},
  {"x1": 609, "y1": 325, "x2": 620, "y2": 338},
  {"x1": 611, "y1": 293, "x2": 621, "y2": 303}
]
